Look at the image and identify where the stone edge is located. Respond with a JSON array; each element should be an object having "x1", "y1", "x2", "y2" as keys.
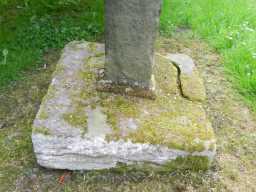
[{"x1": 32, "y1": 134, "x2": 216, "y2": 170}]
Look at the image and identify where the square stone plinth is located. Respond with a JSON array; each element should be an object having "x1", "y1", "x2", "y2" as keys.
[{"x1": 32, "y1": 42, "x2": 216, "y2": 171}]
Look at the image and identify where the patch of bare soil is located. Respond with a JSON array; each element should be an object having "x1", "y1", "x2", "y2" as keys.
[{"x1": 1, "y1": 33, "x2": 256, "y2": 191}]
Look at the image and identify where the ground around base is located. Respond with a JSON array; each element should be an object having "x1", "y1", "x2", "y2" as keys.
[{"x1": 0, "y1": 33, "x2": 256, "y2": 191}]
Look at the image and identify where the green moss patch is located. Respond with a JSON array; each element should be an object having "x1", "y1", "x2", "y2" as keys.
[
  {"x1": 127, "y1": 111, "x2": 214, "y2": 152},
  {"x1": 33, "y1": 126, "x2": 51, "y2": 135},
  {"x1": 180, "y1": 71, "x2": 206, "y2": 102},
  {"x1": 105, "y1": 95, "x2": 215, "y2": 152},
  {"x1": 62, "y1": 93, "x2": 89, "y2": 135},
  {"x1": 111, "y1": 156, "x2": 210, "y2": 173},
  {"x1": 63, "y1": 112, "x2": 87, "y2": 129},
  {"x1": 37, "y1": 106, "x2": 49, "y2": 120},
  {"x1": 61, "y1": 49, "x2": 106, "y2": 135},
  {"x1": 162, "y1": 156, "x2": 210, "y2": 172}
]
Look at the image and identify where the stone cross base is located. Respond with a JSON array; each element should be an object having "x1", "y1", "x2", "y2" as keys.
[
  {"x1": 96, "y1": 77, "x2": 157, "y2": 100},
  {"x1": 32, "y1": 41, "x2": 215, "y2": 170}
]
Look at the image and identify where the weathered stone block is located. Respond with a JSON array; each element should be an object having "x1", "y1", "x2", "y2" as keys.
[
  {"x1": 104, "y1": 0, "x2": 162, "y2": 89},
  {"x1": 32, "y1": 42, "x2": 216, "y2": 170}
]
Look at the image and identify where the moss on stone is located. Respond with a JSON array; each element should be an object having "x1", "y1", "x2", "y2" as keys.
[
  {"x1": 109, "y1": 96, "x2": 139, "y2": 117},
  {"x1": 141, "y1": 101, "x2": 214, "y2": 152},
  {"x1": 43, "y1": 84, "x2": 57, "y2": 102},
  {"x1": 101, "y1": 95, "x2": 139, "y2": 134},
  {"x1": 55, "y1": 45, "x2": 215, "y2": 153},
  {"x1": 101, "y1": 56, "x2": 214, "y2": 152},
  {"x1": 63, "y1": 112, "x2": 87, "y2": 128},
  {"x1": 37, "y1": 107, "x2": 49, "y2": 120},
  {"x1": 162, "y1": 156, "x2": 210, "y2": 172},
  {"x1": 60, "y1": 53, "x2": 106, "y2": 136},
  {"x1": 62, "y1": 109, "x2": 88, "y2": 136},
  {"x1": 88, "y1": 42, "x2": 97, "y2": 53},
  {"x1": 180, "y1": 70, "x2": 206, "y2": 102},
  {"x1": 33, "y1": 126, "x2": 50, "y2": 135},
  {"x1": 62, "y1": 99, "x2": 88, "y2": 136},
  {"x1": 113, "y1": 156, "x2": 210, "y2": 173},
  {"x1": 53, "y1": 64, "x2": 65, "y2": 76},
  {"x1": 94, "y1": 52, "x2": 105, "y2": 58},
  {"x1": 37, "y1": 85, "x2": 58, "y2": 121},
  {"x1": 153, "y1": 55, "x2": 179, "y2": 95},
  {"x1": 79, "y1": 70, "x2": 95, "y2": 83},
  {"x1": 118, "y1": 108, "x2": 214, "y2": 152}
]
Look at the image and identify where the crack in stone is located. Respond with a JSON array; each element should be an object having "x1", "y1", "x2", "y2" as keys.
[
  {"x1": 172, "y1": 62, "x2": 190, "y2": 100},
  {"x1": 155, "y1": 53, "x2": 189, "y2": 100}
]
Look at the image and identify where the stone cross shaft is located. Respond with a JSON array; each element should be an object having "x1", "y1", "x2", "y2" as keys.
[{"x1": 104, "y1": 0, "x2": 162, "y2": 90}]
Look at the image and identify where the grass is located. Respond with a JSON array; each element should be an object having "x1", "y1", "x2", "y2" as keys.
[
  {"x1": 160, "y1": 0, "x2": 256, "y2": 110},
  {"x1": 0, "y1": 0, "x2": 104, "y2": 87}
]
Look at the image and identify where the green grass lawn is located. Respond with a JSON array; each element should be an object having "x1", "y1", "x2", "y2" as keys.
[{"x1": 0, "y1": 0, "x2": 104, "y2": 87}]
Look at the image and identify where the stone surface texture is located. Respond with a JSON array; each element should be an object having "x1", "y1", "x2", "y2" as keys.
[
  {"x1": 32, "y1": 42, "x2": 216, "y2": 170},
  {"x1": 105, "y1": 0, "x2": 162, "y2": 89},
  {"x1": 166, "y1": 53, "x2": 206, "y2": 101}
]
